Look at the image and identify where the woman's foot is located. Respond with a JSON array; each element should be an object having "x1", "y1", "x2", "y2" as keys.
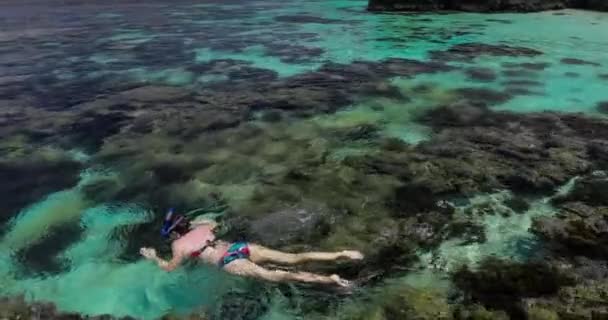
[
  {"x1": 330, "y1": 274, "x2": 352, "y2": 288},
  {"x1": 339, "y1": 250, "x2": 364, "y2": 260}
]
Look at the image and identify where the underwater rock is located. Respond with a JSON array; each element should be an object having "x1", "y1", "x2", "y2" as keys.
[
  {"x1": 444, "y1": 218, "x2": 487, "y2": 245},
  {"x1": 452, "y1": 257, "x2": 575, "y2": 318},
  {"x1": 568, "y1": 256, "x2": 608, "y2": 282},
  {"x1": 533, "y1": 202, "x2": 608, "y2": 258},
  {"x1": 245, "y1": 204, "x2": 330, "y2": 247},
  {"x1": 429, "y1": 43, "x2": 543, "y2": 62},
  {"x1": 503, "y1": 197, "x2": 531, "y2": 214},
  {"x1": 588, "y1": 141, "x2": 608, "y2": 169},
  {"x1": 553, "y1": 175, "x2": 608, "y2": 207},
  {"x1": 361, "y1": 226, "x2": 420, "y2": 276},
  {"x1": 367, "y1": 0, "x2": 608, "y2": 12},
  {"x1": 390, "y1": 183, "x2": 444, "y2": 215}
]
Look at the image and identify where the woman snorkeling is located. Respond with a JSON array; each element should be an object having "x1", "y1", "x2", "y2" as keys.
[{"x1": 140, "y1": 209, "x2": 363, "y2": 287}]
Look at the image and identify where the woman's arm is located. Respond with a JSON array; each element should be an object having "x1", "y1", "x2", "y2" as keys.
[{"x1": 140, "y1": 247, "x2": 184, "y2": 272}]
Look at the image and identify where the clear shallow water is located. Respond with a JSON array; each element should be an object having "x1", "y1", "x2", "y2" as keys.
[{"x1": 1, "y1": 0, "x2": 608, "y2": 318}]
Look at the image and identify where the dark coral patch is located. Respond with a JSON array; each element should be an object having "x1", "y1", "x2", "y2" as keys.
[
  {"x1": 485, "y1": 18, "x2": 513, "y2": 24},
  {"x1": 429, "y1": 43, "x2": 542, "y2": 62},
  {"x1": 389, "y1": 183, "x2": 439, "y2": 215},
  {"x1": 597, "y1": 101, "x2": 608, "y2": 114},
  {"x1": 0, "y1": 159, "x2": 82, "y2": 225},
  {"x1": 502, "y1": 79, "x2": 543, "y2": 87},
  {"x1": 454, "y1": 88, "x2": 513, "y2": 105},
  {"x1": 14, "y1": 221, "x2": 83, "y2": 276},
  {"x1": 274, "y1": 15, "x2": 346, "y2": 24},
  {"x1": 564, "y1": 71, "x2": 580, "y2": 78},
  {"x1": 504, "y1": 87, "x2": 543, "y2": 96},
  {"x1": 502, "y1": 69, "x2": 539, "y2": 78},
  {"x1": 416, "y1": 108, "x2": 603, "y2": 194},
  {"x1": 534, "y1": 173, "x2": 608, "y2": 259},
  {"x1": 226, "y1": 66, "x2": 279, "y2": 83},
  {"x1": 132, "y1": 38, "x2": 194, "y2": 66},
  {"x1": 552, "y1": 175, "x2": 608, "y2": 207},
  {"x1": 503, "y1": 197, "x2": 530, "y2": 213},
  {"x1": 61, "y1": 111, "x2": 133, "y2": 152},
  {"x1": 453, "y1": 258, "x2": 575, "y2": 319},
  {"x1": 264, "y1": 43, "x2": 324, "y2": 64},
  {"x1": 420, "y1": 102, "x2": 491, "y2": 128},
  {"x1": 465, "y1": 67, "x2": 497, "y2": 82},
  {"x1": 533, "y1": 202, "x2": 608, "y2": 258},
  {"x1": 560, "y1": 58, "x2": 601, "y2": 66},
  {"x1": 501, "y1": 62, "x2": 550, "y2": 70}
]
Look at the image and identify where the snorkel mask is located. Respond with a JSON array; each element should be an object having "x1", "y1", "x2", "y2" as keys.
[{"x1": 160, "y1": 208, "x2": 184, "y2": 239}]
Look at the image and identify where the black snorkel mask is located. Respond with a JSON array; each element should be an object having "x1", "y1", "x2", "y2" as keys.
[{"x1": 160, "y1": 208, "x2": 184, "y2": 239}]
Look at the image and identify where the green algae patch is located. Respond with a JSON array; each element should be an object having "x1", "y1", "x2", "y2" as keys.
[{"x1": 527, "y1": 307, "x2": 559, "y2": 320}]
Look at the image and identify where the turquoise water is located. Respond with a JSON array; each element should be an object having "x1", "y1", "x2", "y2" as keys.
[{"x1": 1, "y1": 0, "x2": 608, "y2": 318}]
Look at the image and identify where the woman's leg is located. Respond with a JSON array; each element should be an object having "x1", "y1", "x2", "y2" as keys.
[
  {"x1": 223, "y1": 259, "x2": 351, "y2": 287},
  {"x1": 249, "y1": 244, "x2": 363, "y2": 265}
]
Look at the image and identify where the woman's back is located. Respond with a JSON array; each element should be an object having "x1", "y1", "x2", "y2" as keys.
[{"x1": 172, "y1": 224, "x2": 215, "y2": 253}]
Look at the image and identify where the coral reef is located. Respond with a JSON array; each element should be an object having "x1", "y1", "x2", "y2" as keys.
[{"x1": 368, "y1": 0, "x2": 608, "y2": 12}]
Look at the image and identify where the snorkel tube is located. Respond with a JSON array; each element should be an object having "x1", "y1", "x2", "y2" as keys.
[{"x1": 160, "y1": 208, "x2": 184, "y2": 238}]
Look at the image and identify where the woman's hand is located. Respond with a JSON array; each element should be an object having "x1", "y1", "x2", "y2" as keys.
[{"x1": 140, "y1": 247, "x2": 158, "y2": 260}]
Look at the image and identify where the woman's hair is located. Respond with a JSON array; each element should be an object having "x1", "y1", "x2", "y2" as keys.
[
  {"x1": 171, "y1": 218, "x2": 190, "y2": 237},
  {"x1": 161, "y1": 209, "x2": 191, "y2": 239}
]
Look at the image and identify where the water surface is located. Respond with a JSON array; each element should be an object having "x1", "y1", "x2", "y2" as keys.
[{"x1": 1, "y1": 0, "x2": 608, "y2": 318}]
